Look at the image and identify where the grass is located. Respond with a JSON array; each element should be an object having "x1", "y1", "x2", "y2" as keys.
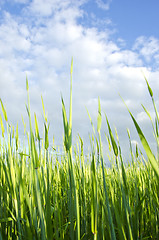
[{"x1": 0, "y1": 60, "x2": 159, "y2": 239}]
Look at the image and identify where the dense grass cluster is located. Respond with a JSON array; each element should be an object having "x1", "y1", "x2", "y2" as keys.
[{"x1": 0, "y1": 61, "x2": 159, "y2": 239}]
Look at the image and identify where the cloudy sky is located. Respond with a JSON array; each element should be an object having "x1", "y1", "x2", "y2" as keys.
[{"x1": 0, "y1": 0, "x2": 159, "y2": 160}]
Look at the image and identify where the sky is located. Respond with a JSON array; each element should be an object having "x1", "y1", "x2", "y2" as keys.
[{"x1": 0, "y1": 0, "x2": 159, "y2": 161}]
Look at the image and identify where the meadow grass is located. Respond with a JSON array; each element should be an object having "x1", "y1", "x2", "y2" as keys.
[{"x1": 0, "y1": 62, "x2": 159, "y2": 239}]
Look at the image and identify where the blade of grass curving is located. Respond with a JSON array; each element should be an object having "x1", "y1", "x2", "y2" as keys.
[
  {"x1": 126, "y1": 105, "x2": 159, "y2": 179},
  {"x1": 141, "y1": 105, "x2": 157, "y2": 136},
  {"x1": 142, "y1": 104, "x2": 159, "y2": 156},
  {"x1": 0, "y1": 99, "x2": 8, "y2": 122},
  {"x1": 143, "y1": 74, "x2": 159, "y2": 127},
  {"x1": 143, "y1": 74, "x2": 153, "y2": 98},
  {"x1": 105, "y1": 114, "x2": 118, "y2": 158}
]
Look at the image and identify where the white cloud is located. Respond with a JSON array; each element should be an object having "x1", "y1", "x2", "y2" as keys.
[
  {"x1": 136, "y1": 111, "x2": 149, "y2": 123},
  {"x1": 27, "y1": 0, "x2": 87, "y2": 17},
  {"x1": 13, "y1": 0, "x2": 29, "y2": 3},
  {"x1": 0, "y1": 1, "x2": 159, "y2": 157},
  {"x1": 0, "y1": 12, "x2": 31, "y2": 55},
  {"x1": 117, "y1": 38, "x2": 126, "y2": 47},
  {"x1": 108, "y1": 50, "x2": 142, "y2": 66},
  {"x1": 95, "y1": 0, "x2": 112, "y2": 10},
  {"x1": 29, "y1": 0, "x2": 59, "y2": 16},
  {"x1": 133, "y1": 36, "x2": 159, "y2": 63}
]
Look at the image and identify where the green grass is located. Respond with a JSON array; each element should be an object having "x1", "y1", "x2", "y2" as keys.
[{"x1": 0, "y1": 61, "x2": 159, "y2": 239}]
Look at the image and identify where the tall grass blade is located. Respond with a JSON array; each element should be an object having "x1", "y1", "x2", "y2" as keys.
[
  {"x1": 0, "y1": 114, "x2": 5, "y2": 137},
  {"x1": 127, "y1": 107, "x2": 159, "y2": 179},
  {"x1": 97, "y1": 97, "x2": 102, "y2": 133},
  {"x1": 105, "y1": 115, "x2": 118, "y2": 157},
  {"x1": 0, "y1": 99, "x2": 8, "y2": 122}
]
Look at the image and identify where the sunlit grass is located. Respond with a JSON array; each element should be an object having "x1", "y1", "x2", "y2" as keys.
[{"x1": 0, "y1": 61, "x2": 159, "y2": 239}]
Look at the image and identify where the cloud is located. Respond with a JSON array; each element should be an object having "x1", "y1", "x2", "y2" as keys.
[
  {"x1": 136, "y1": 111, "x2": 150, "y2": 123},
  {"x1": 0, "y1": 12, "x2": 31, "y2": 55},
  {"x1": 0, "y1": 0, "x2": 159, "y2": 157},
  {"x1": 133, "y1": 36, "x2": 159, "y2": 65},
  {"x1": 26, "y1": 0, "x2": 87, "y2": 17},
  {"x1": 13, "y1": 0, "x2": 29, "y2": 3},
  {"x1": 95, "y1": 0, "x2": 112, "y2": 10}
]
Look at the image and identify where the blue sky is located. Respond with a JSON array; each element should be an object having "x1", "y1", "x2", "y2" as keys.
[
  {"x1": 82, "y1": 0, "x2": 159, "y2": 42},
  {"x1": 0, "y1": 0, "x2": 159, "y2": 160},
  {"x1": 108, "y1": 0, "x2": 159, "y2": 42}
]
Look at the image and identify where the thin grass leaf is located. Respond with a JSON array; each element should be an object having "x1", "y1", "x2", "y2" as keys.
[
  {"x1": 34, "y1": 113, "x2": 40, "y2": 141},
  {"x1": 69, "y1": 58, "x2": 73, "y2": 155},
  {"x1": 44, "y1": 122, "x2": 49, "y2": 150},
  {"x1": 41, "y1": 95, "x2": 47, "y2": 123},
  {"x1": 144, "y1": 75, "x2": 153, "y2": 98},
  {"x1": 0, "y1": 114, "x2": 5, "y2": 137},
  {"x1": 26, "y1": 76, "x2": 29, "y2": 91},
  {"x1": 0, "y1": 99, "x2": 8, "y2": 122},
  {"x1": 61, "y1": 96, "x2": 70, "y2": 151},
  {"x1": 15, "y1": 122, "x2": 19, "y2": 151},
  {"x1": 143, "y1": 74, "x2": 159, "y2": 127},
  {"x1": 127, "y1": 107, "x2": 159, "y2": 179},
  {"x1": 105, "y1": 114, "x2": 118, "y2": 157},
  {"x1": 86, "y1": 108, "x2": 96, "y2": 135},
  {"x1": 97, "y1": 97, "x2": 102, "y2": 133}
]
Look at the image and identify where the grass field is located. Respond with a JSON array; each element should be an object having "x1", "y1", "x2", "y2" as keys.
[{"x1": 0, "y1": 61, "x2": 159, "y2": 239}]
